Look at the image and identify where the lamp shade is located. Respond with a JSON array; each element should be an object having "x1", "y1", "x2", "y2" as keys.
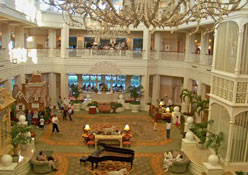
[
  {"x1": 166, "y1": 107, "x2": 170, "y2": 113},
  {"x1": 84, "y1": 124, "x2": 90, "y2": 131},
  {"x1": 124, "y1": 124, "x2": 130, "y2": 131},
  {"x1": 159, "y1": 101, "x2": 164, "y2": 106}
]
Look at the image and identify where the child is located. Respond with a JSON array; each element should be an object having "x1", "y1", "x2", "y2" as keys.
[
  {"x1": 40, "y1": 116, "x2": 45, "y2": 129},
  {"x1": 154, "y1": 120, "x2": 158, "y2": 131}
]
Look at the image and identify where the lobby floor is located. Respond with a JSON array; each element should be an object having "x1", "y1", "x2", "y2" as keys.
[{"x1": 28, "y1": 110, "x2": 192, "y2": 175}]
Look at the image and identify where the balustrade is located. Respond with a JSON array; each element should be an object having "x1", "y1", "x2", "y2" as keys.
[{"x1": 0, "y1": 48, "x2": 215, "y2": 66}]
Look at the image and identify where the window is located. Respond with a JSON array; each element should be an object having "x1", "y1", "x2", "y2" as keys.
[{"x1": 131, "y1": 75, "x2": 141, "y2": 87}]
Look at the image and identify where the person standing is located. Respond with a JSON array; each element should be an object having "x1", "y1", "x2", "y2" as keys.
[
  {"x1": 57, "y1": 96, "x2": 62, "y2": 110},
  {"x1": 40, "y1": 116, "x2": 45, "y2": 129},
  {"x1": 166, "y1": 119, "x2": 172, "y2": 139},
  {"x1": 27, "y1": 110, "x2": 32, "y2": 126},
  {"x1": 52, "y1": 115, "x2": 60, "y2": 134}
]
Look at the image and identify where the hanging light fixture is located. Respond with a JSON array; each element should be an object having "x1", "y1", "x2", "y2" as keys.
[{"x1": 43, "y1": 0, "x2": 248, "y2": 34}]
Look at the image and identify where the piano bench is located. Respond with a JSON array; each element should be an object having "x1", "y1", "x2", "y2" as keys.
[{"x1": 80, "y1": 156, "x2": 88, "y2": 166}]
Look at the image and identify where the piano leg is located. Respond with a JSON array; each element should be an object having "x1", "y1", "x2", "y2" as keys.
[
  {"x1": 96, "y1": 162, "x2": 98, "y2": 168},
  {"x1": 91, "y1": 162, "x2": 94, "y2": 170},
  {"x1": 131, "y1": 161, "x2": 133, "y2": 169}
]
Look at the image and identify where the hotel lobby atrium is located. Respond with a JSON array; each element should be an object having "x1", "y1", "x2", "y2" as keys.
[{"x1": 0, "y1": 0, "x2": 248, "y2": 175}]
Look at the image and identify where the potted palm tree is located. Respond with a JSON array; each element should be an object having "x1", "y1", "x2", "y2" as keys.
[
  {"x1": 206, "y1": 131, "x2": 224, "y2": 166},
  {"x1": 126, "y1": 85, "x2": 144, "y2": 112},
  {"x1": 70, "y1": 84, "x2": 82, "y2": 111},
  {"x1": 192, "y1": 95, "x2": 209, "y2": 123},
  {"x1": 180, "y1": 89, "x2": 196, "y2": 114},
  {"x1": 190, "y1": 120, "x2": 214, "y2": 149},
  {"x1": 10, "y1": 122, "x2": 32, "y2": 162}
]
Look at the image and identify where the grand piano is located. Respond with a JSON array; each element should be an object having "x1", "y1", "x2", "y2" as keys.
[{"x1": 86, "y1": 143, "x2": 135, "y2": 170}]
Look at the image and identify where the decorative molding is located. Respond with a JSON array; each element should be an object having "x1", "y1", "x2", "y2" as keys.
[{"x1": 89, "y1": 61, "x2": 122, "y2": 74}]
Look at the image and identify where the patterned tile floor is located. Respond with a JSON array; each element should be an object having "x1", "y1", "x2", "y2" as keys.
[{"x1": 28, "y1": 111, "x2": 192, "y2": 175}]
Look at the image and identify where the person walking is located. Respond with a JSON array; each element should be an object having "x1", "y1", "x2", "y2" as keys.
[
  {"x1": 27, "y1": 110, "x2": 32, "y2": 126},
  {"x1": 52, "y1": 115, "x2": 60, "y2": 134},
  {"x1": 166, "y1": 119, "x2": 172, "y2": 139}
]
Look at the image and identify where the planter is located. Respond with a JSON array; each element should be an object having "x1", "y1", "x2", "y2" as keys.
[
  {"x1": 12, "y1": 155, "x2": 19, "y2": 163},
  {"x1": 208, "y1": 154, "x2": 219, "y2": 166},
  {"x1": 116, "y1": 107, "x2": 125, "y2": 113},
  {"x1": 130, "y1": 104, "x2": 140, "y2": 113},
  {"x1": 74, "y1": 103, "x2": 81, "y2": 111},
  {"x1": 21, "y1": 144, "x2": 27, "y2": 151},
  {"x1": 85, "y1": 106, "x2": 89, "y2": 111},
  {"x1": 81, "y1": 103, "x2": 86, "y2": 110},
  {"x1": 197, "y1": 142, "x2": 205, "y2": 149}
]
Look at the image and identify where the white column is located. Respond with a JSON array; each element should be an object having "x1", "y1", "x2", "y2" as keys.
[
  {"x1": 154, "y1": 32, "x2": 161, "y2": 60},
  {"x1": 200, "y1": 32, "x2": 209, "y2": 64},
  {"x1": 197, "y1": 82, "x2": 202, "y2": 96},
  {"x1": 15, "y1": 26, "x2": 25, "y2": 48},
  {"x1": 49, "y1": 73, "x2": 56, "y2": 106},
  {"x1": 185, "y1": 32, "x2": 192, "y2": 62},
  {"x1": 48, "y1": 29, "x2": 57, "y2": 57},
  {"x1": 61, "y1": 23, "x2": 69, "y2": 58},
  {"x1": 152, "y1": 75, "x2": 160, "y2": 107},
  {"x1": 141, "y1": 74, "x2": 149, "y2": 108},
  {"x1": 77, "y1": 74, "x2": 83, "y2": 88},
  {"x1": 61, "y1": 73, "x2": 69, "y2": 99},
  {"x1": 15, "y1": 74, "x2": 25, "y2": 89},
  {"x1": 225, "y1": 120, "x2": 235, "y2": 163},
  {"x1": 4, "y1": 78, "x2": 12, "y2": 93},
  {"x1": 211, "y1": 29, "x2": 218, "y2": 70},
  {"x1": 142, "y1": 28, "x2": 151, "y2": 60},
  {"x1": 234, "y1": 30, "x2": 244, "y2": 75},
  {"x1": 2, "y1": 24, "x2": 11, "y2": 59}
]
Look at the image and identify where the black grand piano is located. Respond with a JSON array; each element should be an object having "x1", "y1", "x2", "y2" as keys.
[{"x1": 86, "y1": 143, "x2": 135, "y2": 170}]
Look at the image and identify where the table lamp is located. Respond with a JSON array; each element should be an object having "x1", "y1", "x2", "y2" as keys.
[
  {"x1": 84, "y1": 124, "x2": 90, "y2": 134},
  {"x1": 124, "y1": 124, "x2": 130, "y2": 134},
  {"x1": 166, "y1": 107, "x2": 170, "y2": 113}
]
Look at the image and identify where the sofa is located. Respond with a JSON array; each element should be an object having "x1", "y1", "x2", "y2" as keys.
[
  {"x1": 30, "y1": 150, "x2": 54, "y2": 174},
  {"x1": 167, "y1": 150, "x2": 190, "y2": 174}
]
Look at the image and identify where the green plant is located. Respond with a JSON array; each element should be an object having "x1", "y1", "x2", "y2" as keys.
[
  {"x1": 180, "y1": 89, "x2": 196, "y2": 113},
  {"x1": 126, "y1": 85, "x2": 144, "y2": 105},
  {"x1": 206, "y1": 131, "x2": 224, "y2": 155},
  {"x1": 70, "y1": 84, "x2": 82, "y2": 102},
  {"x1": 87, "y1": 101, "x2": 98, "y2": 107},
  {"x1": 192, "y1": 95, "x2": 209, "y2": 122},
  {"x1": 191, "y1": 120, "x2": 214, "y2": 143},
  {"x1": 10, "y1": 104, "x2": 16, "y2": 119},
  {"x1": 9, "y1": 122, "x2": 32, "y2": 156},
  {"x1": 235, "y1": 171, "x2": 244, "y2": 175},
  {"x1": 111, "y1": 102, "x2": 123, "y2": 109}
]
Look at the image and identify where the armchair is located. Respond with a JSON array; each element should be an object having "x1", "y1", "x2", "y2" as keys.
[
  {"x1": 168, "y1": 150, "x2": 190, "y2": 173},
  {"x1": 30, "y1": 150, "x2": 54, "y2": 174}
]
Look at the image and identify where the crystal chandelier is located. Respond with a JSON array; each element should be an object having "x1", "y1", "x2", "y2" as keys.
[{"x1": 43, "y1": 0, "x2": 248, "y2": 33}]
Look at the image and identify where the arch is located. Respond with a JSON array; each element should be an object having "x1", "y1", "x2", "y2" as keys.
[
  {"x1": 209, "y1": 103, "x2": 230, "y2": 159},
  {"x1": 230, "y1": 111, "x2": 248, "y2": 162},
  {"x1": 89, "y1": 61, "x2": 122, "y2": 74},
  {"x1": 215, "y1": 21, "x2": 239, "y2": 73}
]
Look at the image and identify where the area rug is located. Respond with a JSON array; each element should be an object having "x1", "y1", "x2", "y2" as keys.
[
  {"x1": 53, "y1": 152, "x2": 165, "y2": 175},
  {"x1": 39, "y1": 114, "x2": 170, "y2": 146}
]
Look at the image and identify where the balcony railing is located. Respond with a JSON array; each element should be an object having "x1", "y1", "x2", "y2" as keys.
[{"x1": 0, "y1": 48, "x2": 213, "y2": 66}]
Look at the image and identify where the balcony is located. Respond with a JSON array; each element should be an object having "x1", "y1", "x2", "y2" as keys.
[{"x1": 0, "y1": 48, "x2": 213, "y2": 66}]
